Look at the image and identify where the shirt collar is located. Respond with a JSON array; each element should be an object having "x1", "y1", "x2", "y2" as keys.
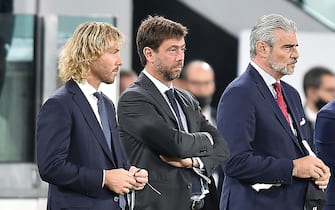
[
  {"x1": 142, "y1": 69, "x2": 173, "y2": 94},
  {"x1": 250, "y1": 61, "x2": 278, "y2": 86},
  {"x1": 76, "y1": 80, "x2": 99, "y2": 97}
]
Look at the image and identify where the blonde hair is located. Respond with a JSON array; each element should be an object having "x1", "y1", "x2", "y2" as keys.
[{"x1": 58, "y1": 22, "x2": 124, "y2": 82}]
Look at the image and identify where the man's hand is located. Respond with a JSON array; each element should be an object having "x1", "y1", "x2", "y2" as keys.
[
  {"x1": 292, "y1": 156, "x2": 331, "y2": 190},
  {"x1": 129, "y1": 166, "x2": 148, "y2": 190},
  {"x1": 104, "y1": 168, "x2": 137, "y2": 194},
  {"x1": 159, "y1": 155, "x2": 198, "y2": 168}
]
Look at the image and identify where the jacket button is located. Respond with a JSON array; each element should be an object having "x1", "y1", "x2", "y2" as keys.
[{"x1": 187, "y1": 184, "x2": 192, "y2": 189}]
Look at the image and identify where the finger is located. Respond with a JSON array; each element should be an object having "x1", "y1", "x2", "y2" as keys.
[
  {"x1": 314, "y1": 167, "x2": 325, "y2": 178},
  {"x1": 135, "y1": 176, "x2": 148, "y2": 184},
  {"x1": 122, "y1": 187, "x2": 130, "y2": 194},
  {"x1": 316, "y1": 173, "x2": 330, "y2": 182},
  {"x1": 315, "y1": 178, "x2": 329, "y2": 186},
  {"x1": 135, "y1": 169, "x2": 148, "y2": 177},
  {"x1": 315, "y1": 181, "x2": 328, "y2": 189},
  {"x1": 317, "y1": 184, "x2": 328, "y2": 190},
  {"x1": 310, "y1": 170, "x2": 320, "y2": 180},
  {"x1": 133, "y1": 181, "x2": 147, "y2": 190},
  {"x1": 129, "y1": 166, "x2": 138, "y2": 174}
]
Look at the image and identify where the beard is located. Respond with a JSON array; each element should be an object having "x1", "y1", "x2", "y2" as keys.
[
  {"x1": 154, "y1": 57, "x2": 183, "y2": 81},
  {"x1": 268, "y1": 57, "x2": 293, "y2": 76}
]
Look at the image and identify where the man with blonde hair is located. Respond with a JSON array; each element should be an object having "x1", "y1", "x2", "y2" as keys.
[{"x1": 36, "y1": 22, "x2": 148, "y2": 210}]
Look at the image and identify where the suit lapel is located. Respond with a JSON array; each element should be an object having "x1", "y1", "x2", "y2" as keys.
[
  {"x1": 67, "y1": 80, "x2": 116, "y2": 165},
  {"x1": 102, "y1": 93, "x2": 128, "y2": 169},
  {"x1": 138, "y1": 73, "x2": 180, "y2": 127},
  {"x1": 174, "y1": 90, "x2": 196, "y2": 132},
  {"x1": 249, "y1": 67, "x2": 305, "y2": 153},
  {"x1": 281, "y1": 84, "x2": 307, "y2": 154}
]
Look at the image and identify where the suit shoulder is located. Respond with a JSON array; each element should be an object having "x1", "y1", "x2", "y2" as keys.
[
  {"x1": 119, "y1": 82, "x2": 152, "y2": 104},
  {"x1": 319, "y1": 99, "x2": 335, "y2": 114},
  {"x1": 44, "y1": 85, "x2": 71, "y2": 102},
  {"x1": 223, "y1": 75, "x2": 256, "y2": 98}
]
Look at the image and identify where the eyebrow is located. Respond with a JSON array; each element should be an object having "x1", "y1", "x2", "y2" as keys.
[{"x1": 283, "y1": 44, "x2": 298, "y2": 48}]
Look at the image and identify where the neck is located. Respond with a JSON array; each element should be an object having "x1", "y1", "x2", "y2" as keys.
[{"x1": 305, "y1": 100, "x2": 318, "y2": 113}]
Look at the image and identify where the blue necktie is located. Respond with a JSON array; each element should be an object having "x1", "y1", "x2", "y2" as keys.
[
  {"x1": 94, "y1": 92, "x2": 112, "y2": 150},
  {"x1": 94, "y1": 92, "x2": 126, "y2": 209},
  {"x1": 165, "y1": 88, "x2": 185, "y2": 131},
  {"x1": 165, "y1": 89, "x2": 204, "y2": 198}
]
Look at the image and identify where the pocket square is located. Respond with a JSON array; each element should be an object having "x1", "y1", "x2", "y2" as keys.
[{"x1": 300, "y1": 118, "x2": 306, "y2": 126}]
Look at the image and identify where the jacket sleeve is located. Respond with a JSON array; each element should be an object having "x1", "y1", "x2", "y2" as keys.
[
  {"x1": 217, "y1": 85, "x2": 293, "y2": 184},
  {"x1": 118, "y1": 89, "x2": 219, "y2": 158},
  {"x1": 36, "y1": 97, "x2": 103, "y2": 196}
]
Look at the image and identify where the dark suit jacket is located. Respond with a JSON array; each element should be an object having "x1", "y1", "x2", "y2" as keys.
[
  {"x1": 117, "y1": 72, "x2": 229, "y2": 210},
  {"x1": 315, "y1": 99, "x2": 335, "y2": 210},
  {"x1": 217, "y1": 64, "x2": 312, "y2": 210},
  {"x1": 36, "y1": 79, "x2": 129, "y2": 210}
]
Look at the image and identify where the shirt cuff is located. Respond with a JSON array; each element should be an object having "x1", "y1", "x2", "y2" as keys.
[
  {"x1": 196, "y1": 157, "x2": 204, "y2": 169},
  {"x1": 102, "y1": 170, "x2": 105, "y2": 188}
]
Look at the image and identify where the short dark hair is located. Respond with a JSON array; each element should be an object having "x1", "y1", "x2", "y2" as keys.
[
  {"x1": 303, "y1": 66, "x2": 334, "y2": 96},
  {"x1": 136, "y1": 15, "x2": 188, "y2": 67}
]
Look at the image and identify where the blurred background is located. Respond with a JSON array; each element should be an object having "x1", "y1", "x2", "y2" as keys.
[{"x1": 0, "y1": 0, "x2": 334, "y2": 209}]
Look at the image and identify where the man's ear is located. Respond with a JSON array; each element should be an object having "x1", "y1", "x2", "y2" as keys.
[
  {"x1": 143, "y1": 47, "x2": 154, "y2": 64},
  {"x1": 256, "y1": 41, "x2": 270, "y2": 58}
]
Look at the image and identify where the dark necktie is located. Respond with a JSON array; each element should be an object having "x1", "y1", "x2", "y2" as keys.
[
  {"x1": 273, "y1": 82, "x2": 290, "y2": 124},
  {"x1": 94, "y1": 92, "x2": 112, "y2": 150},
  {"x1": 165, "y1": 88, "x2": 185, "y2": 131},
  {"x1": 94, "y1": 92, "x2": 126, "y2": 209},
  {"x1": 165, "y1": 88, "x2": 204, "y2": 199}
]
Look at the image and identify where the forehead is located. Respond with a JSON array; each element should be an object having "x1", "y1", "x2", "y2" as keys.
[
  {"x1": 160, "y1": 38, "x2": 185, "y2": 48},
  {"x1": 321, "y1": 75, "x2": 335, "y2": 85},
  {"x1": 187, "y1": 65, "x2": 214, "y2": 80},
  {"x1": 273, "y1": 29, "x2": 297, "y2": 45}
]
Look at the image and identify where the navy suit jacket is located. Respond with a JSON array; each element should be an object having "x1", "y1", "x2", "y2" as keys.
[
  {"x1": 315, "y1": 99, "x2": 335, "y2": 209},
  {"x1": 217, "y1": 64, "x2": 312, "y2": 210},
  {"x1": 36, "y1": 79, "x2": 129, "y2": 210}
]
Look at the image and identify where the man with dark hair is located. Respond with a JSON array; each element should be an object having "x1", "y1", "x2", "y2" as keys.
[
  {"x1": 119, "y1": 69, "x2": 138, "y2": 95},
  {"x1": 303, "y1": 66, "x2": 335, "y2": 137},
  {"x1": 118, "y1": 16, "x2": 229, "y2": 210}
]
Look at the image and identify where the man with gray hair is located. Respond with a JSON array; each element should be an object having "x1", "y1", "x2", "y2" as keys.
[{"x1": 217, "y1": 14, "x2": 330, "y2": 210}]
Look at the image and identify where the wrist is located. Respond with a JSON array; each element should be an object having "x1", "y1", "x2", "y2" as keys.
[{"x1": 190, "y1": 157, "x2": 194, "y2": 168}]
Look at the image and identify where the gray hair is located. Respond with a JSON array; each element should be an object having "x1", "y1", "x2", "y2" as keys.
[{"x1": 249, "y1": 14, "x2": 297, "y2": 58}]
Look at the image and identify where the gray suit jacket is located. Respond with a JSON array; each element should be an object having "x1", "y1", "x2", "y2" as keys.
[{"x1": 117, "y1": 72, "x2": 229, "y2": 210}]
